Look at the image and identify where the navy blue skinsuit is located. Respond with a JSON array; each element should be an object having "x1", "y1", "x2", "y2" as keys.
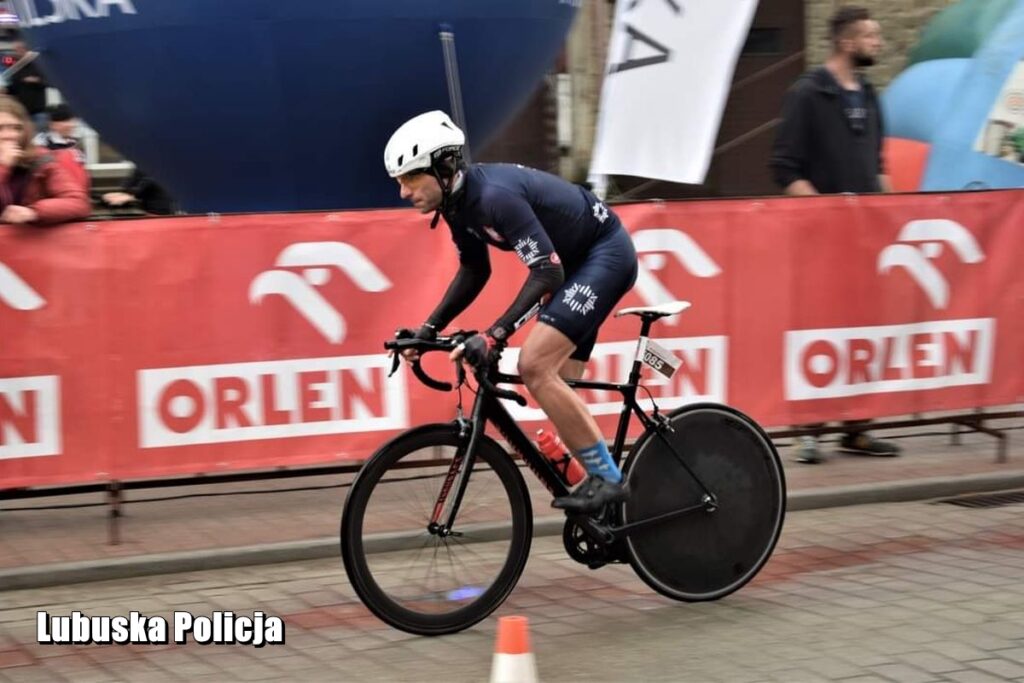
[{"x1": 440, "y1": 163, "x2": 638, "y2": 360}]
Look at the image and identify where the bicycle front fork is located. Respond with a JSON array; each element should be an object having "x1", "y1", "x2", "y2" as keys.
[{"x1": 428, "y1": 411, "x2": 484, "y2": 535}]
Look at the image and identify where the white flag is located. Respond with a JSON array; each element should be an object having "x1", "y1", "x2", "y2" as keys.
[{"x1": 589, "y1": 0, "x2": 758, "y2": 186}]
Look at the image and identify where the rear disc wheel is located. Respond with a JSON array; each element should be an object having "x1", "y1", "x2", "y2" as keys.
[{"x1": 623, "y1": 404, "x2": 785, "y2": 601}]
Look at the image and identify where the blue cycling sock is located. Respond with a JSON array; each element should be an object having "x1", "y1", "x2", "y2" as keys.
[{"x1": 576, "y1": 441, "x2": 622, "y2": 483}]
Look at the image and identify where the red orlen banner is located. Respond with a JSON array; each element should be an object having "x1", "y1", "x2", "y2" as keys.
[{"x1": 2, "y1": 191, "x2": 1022, "y2": 488}]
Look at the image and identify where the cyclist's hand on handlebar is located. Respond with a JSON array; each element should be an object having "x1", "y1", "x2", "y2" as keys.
[
  {"x1": 451, "y1": 331, "x2": 504, "y2": 368},
  {"x1": 393, "y1": 325, "x2": 437, "y2": 362}
]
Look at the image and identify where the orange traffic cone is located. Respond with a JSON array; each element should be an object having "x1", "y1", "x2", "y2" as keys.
[{"x1": 489, "y1": 616, "x2": 539, "y2": 683}]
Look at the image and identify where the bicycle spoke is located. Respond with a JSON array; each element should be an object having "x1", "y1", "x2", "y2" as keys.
[{"x1": 342, "y1": 426, "x2": 531, "y2": 633}]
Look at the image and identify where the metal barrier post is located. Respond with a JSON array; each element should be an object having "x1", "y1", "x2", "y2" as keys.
[{"x1": 107, "y1": 481, "x2": 122, "y2": 545}]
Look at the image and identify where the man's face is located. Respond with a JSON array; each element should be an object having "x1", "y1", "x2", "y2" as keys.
[
  {"x1": 50, "y1": 118, "x2": 77, "y2": 139},
  {"x1": 13, "y1": 41, "x2": 27, "y2": 57},
  {"x1": 396, "y1": 170, "x2": 442, "y2": 213},
  {"x1": 847, "y1": 19, "x2": 883, "y2": 67}
]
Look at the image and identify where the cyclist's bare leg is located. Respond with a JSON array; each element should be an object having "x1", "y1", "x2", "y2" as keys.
[
  {"x1": 559, "y1": 359, "x2": 586, "y2": 382},
  {"x1": 521, "y1": 323, "x2": 625, "y2": 510},
  {"x1": 518, "y1": 323, "x2": 599, "y2": 451}
]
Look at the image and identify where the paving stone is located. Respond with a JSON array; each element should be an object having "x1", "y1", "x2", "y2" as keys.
[
  {"x1": 867, "y1": 663, "x2": 939, "y2": 682},
  {"x1": 968, "y1": 658, "x2": 1024, "y2": 679},
  {"x1": 943, "y1": 669, "x2": 1017, "y2": 683},
  {"x1": 2, "y1": 497, "x2": 1024, "y2": 681}
]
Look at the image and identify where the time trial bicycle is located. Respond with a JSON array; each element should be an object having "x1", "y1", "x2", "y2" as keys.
[{"x1": 340, "y1": 301, "x2": 786, "y2": 635}]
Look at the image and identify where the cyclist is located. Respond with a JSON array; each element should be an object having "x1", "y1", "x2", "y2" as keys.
[{"x1": 385, "y1": 110, "x2": 638, "y2": 514}]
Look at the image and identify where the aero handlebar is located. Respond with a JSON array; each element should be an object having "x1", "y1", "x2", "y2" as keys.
[{"x1": 384, "y1": 333, "x2": 527, "y2": 406}]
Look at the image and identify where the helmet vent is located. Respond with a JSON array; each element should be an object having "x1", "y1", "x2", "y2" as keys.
[{"x1": 412, "y1": 144, "x2": 419, "y2": 156}]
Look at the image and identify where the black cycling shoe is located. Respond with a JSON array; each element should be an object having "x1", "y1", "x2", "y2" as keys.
[{"x1": 552, "y1": 476, "x2": 628, "y2": 514}]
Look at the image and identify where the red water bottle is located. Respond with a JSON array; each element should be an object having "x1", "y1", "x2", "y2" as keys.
[{"x1": 536, "y1": 429, "x2": 586, "y2": 486}]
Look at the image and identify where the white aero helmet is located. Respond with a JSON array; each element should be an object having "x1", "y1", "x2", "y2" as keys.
[{"x1": 384, "y1": 110, "x2": 466, "y2": 178}]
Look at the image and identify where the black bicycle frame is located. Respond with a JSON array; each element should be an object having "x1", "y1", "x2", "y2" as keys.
[{"x1": 433, "y1": 315, "x2": 715, "y2": 538}]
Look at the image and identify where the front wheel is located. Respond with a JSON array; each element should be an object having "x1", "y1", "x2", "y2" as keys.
[
  {"x1": 341, "y1": 424, "x2": 533, "y2": 635},
  {"x1": 623, "y1": 404, "x2": 786, "y2": 602}
]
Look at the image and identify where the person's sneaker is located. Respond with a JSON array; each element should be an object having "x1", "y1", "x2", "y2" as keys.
[
  {"x1": 839, "y1": 432, "x2": 901, "y2": 456},
  {"x1": 794, "y1": 435, "x2": 825, "y2": 464},
  {"x1": 552, "y1": 476, "x2": 628, "y2": 514}
]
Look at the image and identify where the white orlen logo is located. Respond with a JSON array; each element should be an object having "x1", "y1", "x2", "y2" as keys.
[
  {"x1": 632, "y1": 229, "x2": 721, "y2": 324},
  {"x1": 877, "y1": 219, "x2": 984, "y2": 309},
  {"x1": 500, "y1": 336, "x2": 728, "y2": 420},
  {"x1": 785, "y1": 319, "x2": 995, "y2": 400},
  {"x1": 0, "y1": 376, "x2": 61, "y2": 459},
  {"x1": 0, "y1": 261, "x2": 45, "y2": 311},
  {"x1": 249, "y1": 242, "x2": 391, "y2": 344},
  {"x1": 592, "y1": 201, "x2": 609, "y2": 223},
  {"x1": 562, "y1": 282, "x2": 598, "y2": 315},
  {"x1": 137, "y1": 355, "x2": 406, "y2": 448},
  {"x1": 513, "y1": 236, "x2": 541, "y2": 265}
]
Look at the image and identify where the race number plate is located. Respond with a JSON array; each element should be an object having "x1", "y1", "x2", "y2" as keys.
[{"x1": 636, "y1": 337, "x2": 682, "y2": 379}]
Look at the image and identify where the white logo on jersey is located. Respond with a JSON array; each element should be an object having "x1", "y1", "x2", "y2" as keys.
[{"x1": 513, "y1": 236, "x2": 541, "y2": 265}]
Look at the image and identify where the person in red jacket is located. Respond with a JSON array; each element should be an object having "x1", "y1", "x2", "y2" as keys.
[{"x1": 0, "y1": 95, "x2": 90, "y2": 225}]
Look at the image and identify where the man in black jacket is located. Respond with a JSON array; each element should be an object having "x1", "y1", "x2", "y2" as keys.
[
  {"x1": 769, "y1": 6, "x2": 900, "y2": 463},
  {"x1": 770, "y1": 6, "x2": 891, "y2": 195}
]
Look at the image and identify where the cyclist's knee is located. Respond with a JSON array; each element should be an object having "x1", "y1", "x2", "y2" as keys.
[
  {"x1": 518, "y1": 352, "x2": 559, "y2": 390},
  {"x1": 559, "y1": 359, "x2": 586, "y2": 381}
]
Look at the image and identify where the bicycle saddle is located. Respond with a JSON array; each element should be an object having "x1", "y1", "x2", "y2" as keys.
[{"x1": 614, "y1": 300, "x2": 691, "y2": 319}]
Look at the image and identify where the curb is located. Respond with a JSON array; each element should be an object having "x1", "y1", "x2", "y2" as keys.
[{"x1": 3, "y1": 471, "x2": 1023, "y2": 592}]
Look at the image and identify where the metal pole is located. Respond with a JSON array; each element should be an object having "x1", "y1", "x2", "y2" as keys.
[
  {"x1": 107, "y1": 481, "x2": 122, "y2": 545},
  {"x1": 439, "y1": 26, "x2": 471, "y2": 164},
  {"x1": 2, "y1": 50, "x2": 40, "y2": 81}
]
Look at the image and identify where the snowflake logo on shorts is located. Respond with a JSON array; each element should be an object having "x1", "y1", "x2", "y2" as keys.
[
  {"x1": 513, "y1": 236, "x2": 540, "y2": 264},
  {"x1": 562, "y1": 282, "x2": 598, "y2": 316},
  {"x1": 592, "y1": 201, "x2": 609, "y2": 224}
]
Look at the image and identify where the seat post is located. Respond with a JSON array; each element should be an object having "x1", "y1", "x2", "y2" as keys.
[
  {"x1": 638, "y1": 315, "x2": 655, "y2": 338},
  {"x1": 626, "y1": 315, "x2": 656, "y2": 389}
]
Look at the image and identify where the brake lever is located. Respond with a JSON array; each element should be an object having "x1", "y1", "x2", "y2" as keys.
[{"x1": 387, "y1": 328, "x2": 415, "y2": 378}]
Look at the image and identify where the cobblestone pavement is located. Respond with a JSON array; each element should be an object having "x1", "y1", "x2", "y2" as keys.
[
  {"x1": 1, "y1": 422, "x2": 1020, "y2": 571},
  {"x1": 1, "y1": 498, "x2": 1022, "y2": 682}
]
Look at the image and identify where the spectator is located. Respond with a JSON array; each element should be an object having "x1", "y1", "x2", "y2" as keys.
[
  {"x1": 102, "y1": 168, "x2": 176, "y2": 215},
  {"x1": 5, "y1": 40, "x2": 48, "y2": 133},
  {"x1": 768, "y1": 6, "x2": 900, "y2": 463},
  {"x1": 0, "y1": 95, "x2": 90, "y2": 225},
  {"x1": 33, "y1": 103, "x2": 89, "y2": 190},
  {"x1": 34, "y1": 104, "x2": 81, "y2": 158}
]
